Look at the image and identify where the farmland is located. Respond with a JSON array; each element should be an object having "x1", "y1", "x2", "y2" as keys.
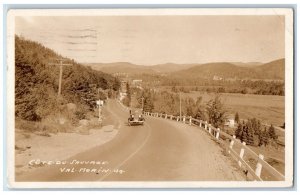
[{"x1": 177, "y1": 91, "x2": 284, "y2": 127}]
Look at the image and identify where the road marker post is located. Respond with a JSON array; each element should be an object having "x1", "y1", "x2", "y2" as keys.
[
  {"x1": 238, "y1": 142, "x2": 246, "y2": 167},
  {"x1": 177, "y1": 116, "x2": 179, "y2": 122},
  {"x1": 189, "y1": 116, "x2": 192, "y2": 125},
  {"x1": 216, "y1": 128, "x2": 220, "y2": 139},
  {"x1": 255, "y1": 154, "x2": 264, "y2": 178},
  {"x1": 183, "y1": 116, "x2": 186, "y2": 123},
  {"x1": 204, "y1": 121, "x2": 207, "y2": 130},
  {"x1": 208, "y1": 124, "x2": 212, "y2": 134},
  {"x1": 229, "y1": 135, "x2": 236, "y2": 154}
]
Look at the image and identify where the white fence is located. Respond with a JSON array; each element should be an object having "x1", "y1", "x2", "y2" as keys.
[{"x1": 143, "y1": 112, "x2": 285, "y2": 181}]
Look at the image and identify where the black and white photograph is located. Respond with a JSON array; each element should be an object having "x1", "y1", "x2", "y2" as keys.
[{"x1": 5, "y1": 8, "x2": 294, "y2": 188}]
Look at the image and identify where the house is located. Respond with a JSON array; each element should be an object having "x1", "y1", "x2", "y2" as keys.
[{"x1": 225, "y1": 119, "x2": 235, "y2": 128}]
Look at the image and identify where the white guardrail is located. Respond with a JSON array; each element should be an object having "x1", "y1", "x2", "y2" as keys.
[{"x1": 143, "y1": 111, "x2": 285, "y2": 181}]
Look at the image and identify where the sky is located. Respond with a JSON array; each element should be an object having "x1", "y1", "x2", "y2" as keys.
[{"x1": 15, "y1": 15, "x2": 285, "y2": 65}]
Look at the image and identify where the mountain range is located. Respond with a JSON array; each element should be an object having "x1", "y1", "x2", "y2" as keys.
[{"x1": 86, "y1": 58, "x2": 285, "y2": 80}]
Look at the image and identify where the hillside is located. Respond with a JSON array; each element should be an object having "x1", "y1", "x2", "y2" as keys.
[
  {"x1": 172, "y1": 59, "x2": 285, "y2": 80},
  {"x1": 87, "y1": 62, "x2": 157, "y2": 74},
  {"x1": 149, "y1": 63, "x2": 198, "y2": 73},
  {"x1": 253, "y1": 59, "x2": 285, "y2": 79},
  {"x1": 15, "y1": 36, "x2": 120, "y2": 121}
]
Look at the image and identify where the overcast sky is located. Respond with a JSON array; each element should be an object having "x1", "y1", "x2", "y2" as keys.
[{"x1": 15, "y1": 15, "x2": 285, "y2": 65}]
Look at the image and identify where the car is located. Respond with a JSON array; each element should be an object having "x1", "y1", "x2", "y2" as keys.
[{"x1": 128, "y1": 109, "x2": 145, "y2": 126}]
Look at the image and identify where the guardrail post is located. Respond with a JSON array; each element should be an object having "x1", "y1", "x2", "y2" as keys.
[
  {"x1": 170, "y1": 115, "x2": 173, "y2": 120},
  {"x1": 216, "y1": 128, "x2": 220, "y2": 139},
  {"x1": 238, "y1": 142, "x2": 246, "y2": 167},
  {"x1": 189, "y1": 116, "x2": 192, "y2": 125},
  {"x1": 177, "y1": 116, "x2": 179, "y2": 122},
  {"x1": 165, "y1": 114, "x2": 168, "y2": 119},
  {"x1": 199, "y1": 120, "x2": 202, "y2": 127},
  {"x1": 204, "y1": 121, "x2": 207, "y2": 130},
  {"x1": 255, "y1": 154, "x2": 264, "y2": 178},
  {"x1": 183, "y1": 116, "x2": 186, "y2": 123},
  {"x1": 228, "y1": 135, "x2": 236, "y2": 154},
  {"x1": 208, "y1": 124, "x2": 212, "y2": 134}
]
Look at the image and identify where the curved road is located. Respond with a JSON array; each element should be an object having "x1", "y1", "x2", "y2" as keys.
[{"x1": 16, "y1": 99, "x2": 244, "y2": 181}]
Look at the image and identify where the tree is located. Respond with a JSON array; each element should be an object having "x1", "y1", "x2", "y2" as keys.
[
  {"x1": 235, "y1": 122, "x2": 244, "y2": 140},
  {"x1": 136, "y1": 89, "x2": 154, "y2": 112},
  {"x1": 206, "y1": 95, "x2": 227, "y2": 128},
  {"x1": 259, "y1": 127, "x2": 270, "y2": 147},
  {"x1": 234, "y1": 112, "x2": 240, "y2": 124},
  {"x1": 268, "y1": 124, "x2": 278, "y2": 140},
  {"x1": 194, "y1": 96, "x2": 206, "y2": 120},
  {"x1": 246, "y1": 121, "x2": 255, "y2": 145}
]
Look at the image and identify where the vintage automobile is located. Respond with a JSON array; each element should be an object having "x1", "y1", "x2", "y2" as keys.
[{"x1": 128, "y1": 109, "x2": 145, "y2": 126}]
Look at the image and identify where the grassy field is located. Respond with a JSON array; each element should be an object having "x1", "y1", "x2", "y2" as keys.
[{"x1": 180, "y1": 91, "x2": 285, "y2": 127}]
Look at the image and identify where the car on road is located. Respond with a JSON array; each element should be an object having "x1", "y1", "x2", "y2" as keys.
[{"x1": 128, "y1": 109, "x2": 145, "y2": 126}]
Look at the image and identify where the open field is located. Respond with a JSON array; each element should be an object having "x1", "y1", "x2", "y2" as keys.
[{"x1": 179, "y1": 91, "x2": 285, "y2": 127}]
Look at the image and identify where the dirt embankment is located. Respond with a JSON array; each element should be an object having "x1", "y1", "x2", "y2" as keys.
[{"x1": 15, "y1": 103, "x2": 119, "y2": 176}]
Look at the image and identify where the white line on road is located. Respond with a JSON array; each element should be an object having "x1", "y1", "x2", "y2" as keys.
[{"x1": 99, "y1": 122, "x2": 152, "y2": 181}]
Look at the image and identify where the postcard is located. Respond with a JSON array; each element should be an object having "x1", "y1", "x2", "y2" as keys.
[{"x1": 6, "y1": 8, "x2": 294, "y2": 188}]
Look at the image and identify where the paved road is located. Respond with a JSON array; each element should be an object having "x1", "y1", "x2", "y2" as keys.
[{"x1": 16, "y1": 99, "x2": 244, "y2": 181}]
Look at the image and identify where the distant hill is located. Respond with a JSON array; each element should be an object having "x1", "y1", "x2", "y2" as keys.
[
  {"x1": 149, "y1": 63, "x2": 198, "y2": 73},
  {"x1": 172, "y1": 59, "x2": 285, "y2": 80},
  {"x1": 230, "y1": 62, "x2": 263, "y2": 67},
  {"x1": 253, "y1": 59, "x2": 285, "y2": 79},
  {"x1": 86, "y1": 62, "x2": 157, "y2": 74}
]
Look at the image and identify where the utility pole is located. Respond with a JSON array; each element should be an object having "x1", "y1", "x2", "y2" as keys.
[
  {"x1": 141, "y1": 97, "x2": 144, "y2": 111},
  {"x1": 179, "y1": 92, "x2": 182, "y2": 122},
  {"x1": 48, "y1": 58, "x2": 72, "y2": 97}
]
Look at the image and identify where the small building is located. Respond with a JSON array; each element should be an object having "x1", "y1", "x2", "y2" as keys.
[{"x1": 225, "y1": 119, "x2": 235, "y2": 128}]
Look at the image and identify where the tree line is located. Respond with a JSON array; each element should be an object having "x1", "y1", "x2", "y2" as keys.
[{"x1": 234, "y1": 114, "x2": 278, "y2": 147}]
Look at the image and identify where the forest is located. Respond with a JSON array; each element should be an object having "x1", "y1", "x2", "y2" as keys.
[{"x1": 15, "y1": 35, "x2": 120, "y2": 123}]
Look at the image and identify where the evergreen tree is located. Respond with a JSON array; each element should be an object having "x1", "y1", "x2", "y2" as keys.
[
  {"x1": 234, "y1": 112, "x2": 240, "y2": 124},
  {"x1": 246, "y1": 121, "x2": 255, "y2": 145},
  {"x1": 241, "y1": 129, "x2": 248, "y2": 143},
  {"x1": 260, "y1": 127, "x2": 270, "y2": 147},
  {"x1": 235, "y1": 122, "x2": 243, "y2": 140},
  {"x1": 268, "y1": 124, "x2": 278, "y2": 140}
]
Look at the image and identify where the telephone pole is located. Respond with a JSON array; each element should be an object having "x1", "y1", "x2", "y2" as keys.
[
  {"x1": 48, "y1": 58, "x2": 72, "y2": 97},
  {"x1": 179, "y1": 92, "x2": 182, "y2": 122},
  {"x1": 141, "y1": 97, "x2": 144, "y2": 111}
]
